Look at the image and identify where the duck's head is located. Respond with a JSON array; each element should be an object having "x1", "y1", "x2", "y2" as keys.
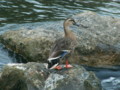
[{"x1": 64, "y1": 18, "x2": 79, "y2": 27}]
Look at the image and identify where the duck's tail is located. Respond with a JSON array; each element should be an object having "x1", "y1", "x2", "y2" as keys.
[
  {"x1": 47, "y1": 58, "x2": 60, "y2": 69},
  {"x1": 46, "y1": 50, "x2": 71, "y2": 69}
]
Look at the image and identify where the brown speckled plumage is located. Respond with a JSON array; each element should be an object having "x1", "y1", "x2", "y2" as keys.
[{"x1": 47, "y1": 18, "x2": 78, "y2": 69}]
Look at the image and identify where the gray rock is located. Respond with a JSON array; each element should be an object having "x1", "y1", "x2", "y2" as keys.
[
  {"x1": 0, "y1": 11, "x2": 120, "y2": 66},
  {"x1": 0, "y1": 62, "x2": 102, "y2": 90},
  {"x1": 72, "y1": 11, "x2": 120, "y2": 66},
  {"x1": 0, "y1": 29, "x2": 62, "y2": 62}
]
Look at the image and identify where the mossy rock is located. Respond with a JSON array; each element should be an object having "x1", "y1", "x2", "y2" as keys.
[{"x1": 0, "y1": 67, "x2": 27, "y2": 90}]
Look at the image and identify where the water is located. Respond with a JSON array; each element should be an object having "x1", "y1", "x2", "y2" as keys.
[
  {"x1": 102, "y1": 77, "x2": 120, "y2": 90},
  {"x1": 0, "y1": 0, "x2": 120, "y2": 89},
  {"x1": 85, "y1": 66, "x2": 120, "y2": 90},
  {"x1": 0, "y1": 0, "x2": 120, "y2": 26},
  {"x1": 0, "y1": 44, "x2": 15, "y2": 69}
]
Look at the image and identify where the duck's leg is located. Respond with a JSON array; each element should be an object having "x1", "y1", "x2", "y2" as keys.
[{"x1": 65, "y1": 60, "x2": 73, "y2": 68}]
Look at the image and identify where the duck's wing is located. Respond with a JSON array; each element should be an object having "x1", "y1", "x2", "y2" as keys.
[
  {"x1": 48, "y1": 38, "x2": 73, "y2": 59},
  {"x1": 47, "y1": 38, "x2": 75, "y2": 69},
  {"x1": 48, "y1": 50, "x2": 70, "y2": 61},
  {"x1": 50, "y1": 38, "x2": 73, "y2": 54},
  {"x1": 47, "y1": 50, "x2": 70, "y2": 69}
]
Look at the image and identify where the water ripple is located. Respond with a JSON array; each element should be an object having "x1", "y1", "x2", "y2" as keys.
[{"x1": 0, "y1": 0, "x2": 120, "y2": 26}]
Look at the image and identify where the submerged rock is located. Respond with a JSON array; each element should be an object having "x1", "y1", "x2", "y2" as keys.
[
  {"x1": 0, "y1": 11, "x2": 120, "y2": 66},
  {"x1": 0, "y1": 62, "x2": 102, "y2": 90}
]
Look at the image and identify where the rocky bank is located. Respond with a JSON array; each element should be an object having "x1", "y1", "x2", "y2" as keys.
[
  {"x1": 0, "y1": 11, "x2": 120, "y2": 66},
  {"x1": 0, "y1": 62, "x2": 102, "y2": 90}
]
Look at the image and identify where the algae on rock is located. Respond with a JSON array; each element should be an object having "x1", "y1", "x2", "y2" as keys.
[{"x1": 0, "y1": 62, "x2": 102, "y2": 90}]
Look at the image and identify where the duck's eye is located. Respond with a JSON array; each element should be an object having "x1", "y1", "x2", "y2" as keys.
[{"x1": 71, "y1": 20, "x2": 75, "y2": 23}]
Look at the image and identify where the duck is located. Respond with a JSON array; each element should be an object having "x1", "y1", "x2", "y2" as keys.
[{"x1": 47, "y1": 18, "x2": 79, "y2": 70}]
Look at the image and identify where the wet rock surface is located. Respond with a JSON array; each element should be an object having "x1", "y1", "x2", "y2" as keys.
[
  {"x1": 0, "y1": 11, "x2": 120, "y2": 66},
  {"x1": 0, "y1": 62, "x2": 102, "y2": 90}
]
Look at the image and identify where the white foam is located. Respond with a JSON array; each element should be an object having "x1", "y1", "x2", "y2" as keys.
[
  {"x1": 7, "y1": 63, "x2": 26, "y2": 70},
  {"x1": 102, "y1": 77, "x2": 115, "y2": 83},
  {"x1": 101, "y1": 77, "x2": 120, "y2": 90},
  {"x1": 7, "y1": 63, "x2": 23, "y2": 66}
]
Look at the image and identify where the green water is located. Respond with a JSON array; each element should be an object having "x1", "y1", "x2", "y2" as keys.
[{"x1": 0, "y1": 0, "x2": 120, "y2": 26}]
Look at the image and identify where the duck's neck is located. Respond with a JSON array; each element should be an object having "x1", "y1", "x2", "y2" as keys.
[
  {"x1": 64, "y1": 24, "x2": 76, "y2": 40},
  {"x1": 64, "y1": 25, "x2": 70, "y2": 36}
]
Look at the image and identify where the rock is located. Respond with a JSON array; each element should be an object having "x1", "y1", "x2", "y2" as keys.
[
  {"x1": 0, "y1": 62, "x2": 102, "y2": 90},
  {"x1": 72, "y1": 11, "x2": 120, "y2": 66},
  {"x1": 0, "y1": 11, "x2": 120, "y2": 66},
  {"x1": 0, "y1": 29, "x2": 62, "y2": 62}
]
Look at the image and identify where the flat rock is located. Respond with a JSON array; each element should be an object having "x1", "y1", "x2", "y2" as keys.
[
  {"x1": 0, "y1": 11, "x2": 120, "y2": 66},
  {"x1": 0, "y1": 62, "x2": 102, "y2": 90}
]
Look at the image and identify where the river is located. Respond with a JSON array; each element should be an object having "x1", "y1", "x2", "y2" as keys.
[{"x1": 0, "y1": 0, "x2": 120, "y2": 89}]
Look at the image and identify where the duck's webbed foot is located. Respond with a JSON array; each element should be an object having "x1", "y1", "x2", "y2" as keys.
[
  {"x1": 54, "y1": 65, "x2": 62, "y2": 70},
  {"x1": 65, "y1": 60, "x2": 73, "y2": 68},
  {"x1": 65, "y1": 64, "x2": 73, "y2": 68}
]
